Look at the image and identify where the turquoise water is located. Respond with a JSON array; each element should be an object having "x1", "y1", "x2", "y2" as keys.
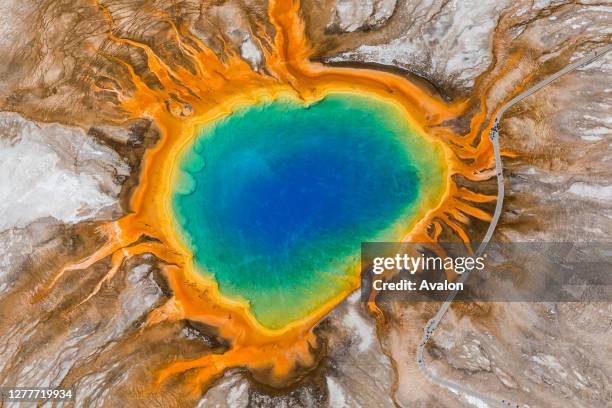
[{"x1": 172, "y1": 93, "x2": 445, "y2": 329}]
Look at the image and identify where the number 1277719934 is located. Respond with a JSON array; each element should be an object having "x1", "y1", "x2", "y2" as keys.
[{"x1": 1, "y1": 387, "x2": 74, "y2": 402}]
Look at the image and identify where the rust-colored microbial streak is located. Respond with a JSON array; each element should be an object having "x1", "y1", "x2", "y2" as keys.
[{"x1": 34, "y1": 0, "x2": 513, "y2": 395}]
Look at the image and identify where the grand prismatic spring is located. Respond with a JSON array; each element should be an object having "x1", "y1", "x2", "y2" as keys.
[
  {"x1": 36, "y1": 0, "x2": 500, "y2": 392},
  {"x1": 172, "y1": 94, "x2": 446, "y2": 329}
]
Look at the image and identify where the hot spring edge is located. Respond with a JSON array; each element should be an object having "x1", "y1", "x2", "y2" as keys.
[{"x1": 171, "y1": 92, "x2": 447, "y2": 329}]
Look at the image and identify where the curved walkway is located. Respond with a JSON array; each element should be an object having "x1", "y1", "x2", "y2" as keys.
[{"x1": 416, "y1": 44, "x2": 612, "y2": 408}]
